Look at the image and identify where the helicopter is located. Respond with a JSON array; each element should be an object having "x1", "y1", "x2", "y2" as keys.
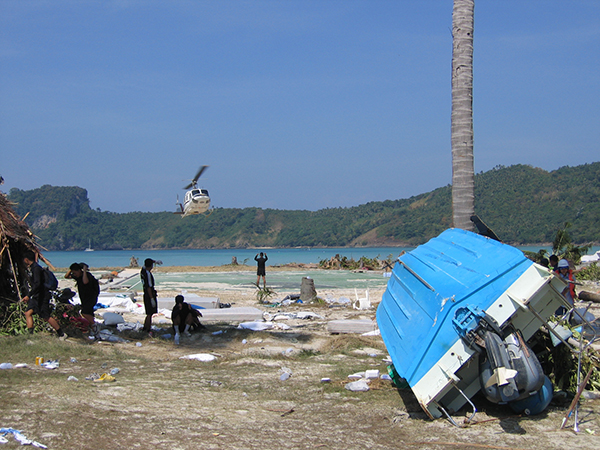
[{"x1": 175, "y1": 165, "x2": 211, "y2": 217}]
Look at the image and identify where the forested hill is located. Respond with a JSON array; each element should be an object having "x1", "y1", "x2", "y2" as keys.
[{"x1": 5, "y1": 163, "x2": 600, "y2": 250}]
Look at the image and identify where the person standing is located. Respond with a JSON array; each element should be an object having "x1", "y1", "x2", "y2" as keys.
[
  {"x1": 554, "y1": 259, "x2": 577, "y2": 310},
  {"x1": 65, "y1": 262, "x2": 100, "y2": 335},
  {"x1": 21, "y1": 250, "x2": 65, "y2": 338},
  {"x1": 140, "y1": 258, "x2": 157, "y2": 335},
  {"x1": 254, "y1": 252, "x2": 268, "y2": 288},
  {"x1": 549, "y1": 255, "x2": 559, "y2": 271}
]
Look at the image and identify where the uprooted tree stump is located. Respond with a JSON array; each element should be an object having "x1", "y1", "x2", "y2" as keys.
[{"x1": 300, "y1": 277, "x2": 317, "y2": 302}]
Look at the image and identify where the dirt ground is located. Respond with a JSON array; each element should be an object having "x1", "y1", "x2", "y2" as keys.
[{"x1": 1, "y1": 270, "x2": 599, "y2": 450}]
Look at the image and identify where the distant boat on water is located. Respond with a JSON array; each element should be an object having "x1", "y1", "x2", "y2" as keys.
[{"x1": 85, "y1": 239, "x2": 94, "y2": 252}]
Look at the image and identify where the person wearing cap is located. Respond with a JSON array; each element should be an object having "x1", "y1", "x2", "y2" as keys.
[
  {"x1": 140, "y1": 258, "x2": 157, "y2": 335},
  {"x1": 554, "y1": 258, "x2": 576, "y2": 315},
  {"x1": 65, "y1": 262, "x2": 100, "y2": 335},
  {"x1": 171, "y1": 294, "x2": 203, "y2": 344}
]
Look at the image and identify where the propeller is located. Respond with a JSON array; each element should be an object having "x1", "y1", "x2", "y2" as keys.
[{"x1": 184, "y1": 165, "x2": 209, "y2": 190}]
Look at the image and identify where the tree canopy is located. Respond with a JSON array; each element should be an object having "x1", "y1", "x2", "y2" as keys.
[{"x1": 6, "y1": 163, "x2": 600, "y2": 250}]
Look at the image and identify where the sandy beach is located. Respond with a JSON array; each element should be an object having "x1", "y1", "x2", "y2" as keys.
[{"x1": 1, "y1": 266, "x2": 598, "y2": 449}]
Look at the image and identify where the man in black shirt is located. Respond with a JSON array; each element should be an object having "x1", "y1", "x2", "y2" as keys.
[
  {"x1": 65, "y1": 262, "x2": 100, "y2": 334},
  {"x1": 171, "y1": 294, "x2": 203, "y2": 344},
  {"x1": 21, "y1": 250, "x2": 65, "y2": 338},
  {"x1": 255, "y1": 252, "x2": 268, "y2": 288},
  {"x1": 140, "y1": 258, "x2": 157, "y2": 335}
]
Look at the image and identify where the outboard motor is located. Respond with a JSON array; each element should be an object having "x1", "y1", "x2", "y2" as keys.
[{"x1": 479, "y1": 330, "x2": 545, "y2": 404}]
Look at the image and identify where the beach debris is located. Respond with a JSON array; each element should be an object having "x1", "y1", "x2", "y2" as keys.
[
  {"x1": 578, "y1": 291, "x2": 600, "y2": 303},
  {"x1": 263, "y1": 311, "x2": 324, "y2": 322},
  {"x1": 345, "y1": 380, "x2": 370, "y2": 392},
  {"x1": 361, "y1": 329, "x2": 381, "y2": 336},
  {"x1": 41, "y1": 360, "x2": 59, "y2": 370},
  {"x1": 0, "y1": 363, "x2": 13, "y2": 370},
  {"x1": 377, "y1": 228, "x2": 572, "y2": 422},
  {"x1": 94, "y1": 373, "x2": 116, "y2": 382},
  {"x1": 102, "y1": 312, "x2": 125, "y2": 326},
  {"x1": 325, "y1": 296, "x2": 351, "y2": 306},
  {"x1": 365, "y1": 369, "x2": 380, "y2": 379},
  {"x1": 296, "y1": 311, "x2": 323, "y2": 320},
  {"x1": 353, "y1": 289, "x2": 371, "y2": 310},
  {"x1": 327, "y1": 319, "x2": 378, "y2": 335},
  {"x1": 117, "y1": 321, "x2": 143, "y2": 332},
  {"x1": 549, "y1": 324, "x2": 573, "y2": 347},
  {"x1": 67, "y1": 376, "x2": 79, "y2": 382},
  {"x1": 179, "y1": 353, "x2": 217, "y2": 362},
  {"x1": 198, "y1": 306, "x2": 263, "y2": 323},
  {"x1": 97, "y1": 329, "x2": 129, "y2": 343},
  {"x1": 238, "y1": 321, "x2": 273, "y2": 331},
  {"x1": 0, "y1": 428, "x2": 47, "y2": 448},
  {"x1": 582, "y1": 390, "x2": 600, "y2": 400},
  {"x1": 348, "y1": 372, "x2": 365, "y2": 380},
  {"x1": 135, "y1": 342, "x2": 142, "y2": 347},
  {"x1": 281, "y1": 294, "x2": 302, "y2": 305},
  {"x1": 571, "y1": 307, "x2": 596, "y2": 325},
  {"x1": 321, "y1": 377, "x2": 331, "y2": 383},
  {"x1": 279, "y1": 367, "x2": 292, "y2": 381}
]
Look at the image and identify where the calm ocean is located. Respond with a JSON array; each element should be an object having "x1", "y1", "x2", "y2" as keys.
[
  {"x1": 44, "y1": 245, "x2": 600, "y2": 269},
  {"x1": 44, "y1": 247, "x2": 413, "y2": 268}
]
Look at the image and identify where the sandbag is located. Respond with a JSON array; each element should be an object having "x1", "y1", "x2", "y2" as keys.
[{"x1": 102, "y1": 312, "x2": 125, "y2": 326}]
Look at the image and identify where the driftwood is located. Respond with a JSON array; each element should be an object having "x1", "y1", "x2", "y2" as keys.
[{"x1": 578, "y1": 290, "x2": 600, "y2": 303}]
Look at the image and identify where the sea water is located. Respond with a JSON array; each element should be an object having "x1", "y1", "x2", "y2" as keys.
[
  {"x1": 43, "y1": 245, "x2": 599, "y2": 292},
  {"x1": 44, "y1": 247, "x2": 412, "y2": 269},
  {"x1": 44, "y1": 245, "x2": 600, "y2": 269}
]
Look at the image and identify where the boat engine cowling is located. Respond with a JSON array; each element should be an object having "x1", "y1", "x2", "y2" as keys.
[{"x1": 479, "y1": 330, "x2": 545, "y2": 404}]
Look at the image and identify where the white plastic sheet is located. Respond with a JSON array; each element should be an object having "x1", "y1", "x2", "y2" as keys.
[{"x1": 179, "y1": 353, "x2": 217, "y2": 362}]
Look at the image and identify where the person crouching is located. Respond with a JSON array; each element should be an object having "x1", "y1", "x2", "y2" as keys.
[{"x1": 171, "y1": 295, "x2": 203, "y2": 344}]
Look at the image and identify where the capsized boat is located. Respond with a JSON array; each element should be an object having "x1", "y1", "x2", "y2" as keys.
[{"x1": 376, "y1": 229, "x2": 569, "y2": 422}]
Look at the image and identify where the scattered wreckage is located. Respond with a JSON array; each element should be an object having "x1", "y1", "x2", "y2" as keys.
[{"x1": 377, "y1": 228, "x2": 598, "y2": 425}]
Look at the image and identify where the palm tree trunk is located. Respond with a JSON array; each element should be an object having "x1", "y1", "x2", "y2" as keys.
[{"x1": 451, "y1": 0, "x2": 475, "y2": 231}]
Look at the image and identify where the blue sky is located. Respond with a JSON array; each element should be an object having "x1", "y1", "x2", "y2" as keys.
[{"x1": 1, "y1": 1, "x2": 598, "y2": 213}]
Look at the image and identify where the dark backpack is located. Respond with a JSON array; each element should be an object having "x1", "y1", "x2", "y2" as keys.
[
  {"x1": 43, "y1": 267, "x2": 59, "y2": 291},
  {"x1": 89, "y1": 274, "x2": 100, "y2": 298}
]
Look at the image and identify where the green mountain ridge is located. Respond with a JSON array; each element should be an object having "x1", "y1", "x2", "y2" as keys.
[{"x1": 5, "y1": 163, "x2": 600, "y2": 251}]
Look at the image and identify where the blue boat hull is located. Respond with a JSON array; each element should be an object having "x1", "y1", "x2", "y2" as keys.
[{"x1": 376, "y1": 229, "x2": 567, "y2": 419}]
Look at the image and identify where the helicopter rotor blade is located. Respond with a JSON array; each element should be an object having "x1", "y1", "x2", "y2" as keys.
[{"x1": 183, "y1": 165, "x2": 209, "y2": 189}]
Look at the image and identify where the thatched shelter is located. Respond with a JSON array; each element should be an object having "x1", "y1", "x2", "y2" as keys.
[{"x1": 0, "y1": 192, "x2": 49, "y2": 304}]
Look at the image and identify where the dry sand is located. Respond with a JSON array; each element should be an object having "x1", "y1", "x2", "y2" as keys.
[{"x1": 1, "y1": 267, "x2": 599, "y2": 449}]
